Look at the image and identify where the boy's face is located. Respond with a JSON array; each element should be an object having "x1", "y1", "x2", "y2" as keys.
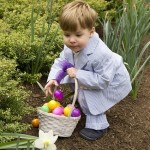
[{"x1": 62, "y1": 27, "x2": 95, "y2": 53}]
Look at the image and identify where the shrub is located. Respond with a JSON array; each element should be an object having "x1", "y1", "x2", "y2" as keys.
[
  {"x1": 0, "y1": 0, "x2": 63, "y2": 83},
  {"x1": 0, "y1": 56, "x2": 34, "y2": 143}
]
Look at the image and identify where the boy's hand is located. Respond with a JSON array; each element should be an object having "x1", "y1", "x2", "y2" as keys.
[
  {"x1": 44, "y1": 80, "x2": 58, "y2": 97},
  {"x1": 66, "y1": 67, "x2": 77, "y2": 78}
]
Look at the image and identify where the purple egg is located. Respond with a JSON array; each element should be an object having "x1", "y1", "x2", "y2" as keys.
[
  {"x1": 54, "y1": 89, "x2": 64, "y2": 101},
  {"x1": 52, "y1": 106, "x2": 64, "y2": 115},
  {"x1": 55, "y1": 70, "x2": 65, "y2": 84},
  {"x1": 71, "y1": 108, "x2": 81, "y2": 117},
  {"x1": 59, "y1": 60, "x2": 74, "y2": 71}
]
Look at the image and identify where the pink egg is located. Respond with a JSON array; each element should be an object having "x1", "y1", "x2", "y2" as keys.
[
  {"x1": 52, "y1": 106, "x2": 64, "y2": 115},
  {"x1": 54, "y1": 90, "x2": 64, "y2": 101},
  {"x1": 71, "y1": 108, "x2": 81, "y2": 117}
]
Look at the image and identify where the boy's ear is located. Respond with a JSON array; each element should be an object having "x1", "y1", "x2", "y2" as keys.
[{"x1": 90, "y1": 27, "x2": 95, "y2": 37}]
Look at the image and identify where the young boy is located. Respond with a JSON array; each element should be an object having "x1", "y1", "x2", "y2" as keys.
[{"x1": 44, "y1": 0, "x2": 132, "y2": 140}]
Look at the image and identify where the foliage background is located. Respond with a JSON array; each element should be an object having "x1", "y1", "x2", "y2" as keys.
[{"x1": 0, "y1": 57, "x2": 34, "y2": 143}]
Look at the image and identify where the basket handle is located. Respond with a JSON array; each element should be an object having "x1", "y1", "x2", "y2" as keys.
[
  {"x1": 69, "y1": 77, "x2": 78, "y2": 117},
  {"x1": 52, "y1": 78, "x2": 79, "y2": 117}
]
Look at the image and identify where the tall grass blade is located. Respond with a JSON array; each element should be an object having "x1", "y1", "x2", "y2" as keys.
[
  {"x1": 31, "y1": 0, "x2": 59, "y2": 75},
  {"x1": 0, "y1": 132, "x2": 37, "y2": 139},
  {"x1": 36, "y1": 81, "x2": 45, "y2": 93},
  {"x1": 132, "y1": 54, "x2": 150, "y2": 83},
  {"x1": 0, "y1": 139, "x2": 35, "y2": 149},
  {"x1": 0, "y1": 133, "x2": 37, "y2": 149}
]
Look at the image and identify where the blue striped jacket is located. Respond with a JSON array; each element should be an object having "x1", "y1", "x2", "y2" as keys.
[{"x1": 47, "y1": 32, "x2": 132, "y2": 115}]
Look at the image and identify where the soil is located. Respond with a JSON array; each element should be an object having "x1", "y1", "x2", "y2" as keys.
[{"x1": 24, "y1": 40, "x2": 150, "y2": 150}]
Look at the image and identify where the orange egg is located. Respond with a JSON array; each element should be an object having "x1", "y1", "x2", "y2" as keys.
[
  {"x1": 63, "y1": 106, "x2": 71, "y2": 117},
  {"x1": 31, "y1": 118, "x2": 39, "y2": 128},
  {"x1": 47, "y1": 100, "x2": 61, "y2": 111}
]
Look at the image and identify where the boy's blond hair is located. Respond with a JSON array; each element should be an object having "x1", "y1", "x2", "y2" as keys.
[{"x1": 59, "y1": 0, "x2": 97, "y2": 32}]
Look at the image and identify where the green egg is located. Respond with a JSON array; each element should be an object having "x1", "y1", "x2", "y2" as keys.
[{"x1": 40, "y1": 105, "x2": 49, "y2": 113}]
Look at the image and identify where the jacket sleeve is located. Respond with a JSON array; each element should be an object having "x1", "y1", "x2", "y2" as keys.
[
  {"x1": 76, "y1": 54, "x2": 122, "y2": 89},
  {"x1": 47, "y1": 50, "x2": 66, "y2": 82}
]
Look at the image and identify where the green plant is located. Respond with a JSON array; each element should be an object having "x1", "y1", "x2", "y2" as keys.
[
  {"x1": 30, "y1": 0, "x2": 60, "y2": 76},
  {"x1": 0, "y1": 132, "x2": 37, "y2": 149},
  {"x1": 0, "y1": 0, "x2": 63, "y2": 83},
  {"x1": 102, "y1": 0, "x2": 150, "y2": 99},
  {"x1": 0, "y1": 56, "x2": 34, "y2": 143}
]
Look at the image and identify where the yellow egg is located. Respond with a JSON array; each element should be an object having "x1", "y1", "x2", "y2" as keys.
[
  {"x1": 63, "y1": 106, "x2": 71, "y2": 117},
  {"x1": 43, "y1": 103, "x2": 48, "y2": 106},
  {"x1": 56, "y1": 101, "x2": 61, "y2": 107},
  {"x1": 48, "y1": 100, "x2": 60, "y2": 111}
]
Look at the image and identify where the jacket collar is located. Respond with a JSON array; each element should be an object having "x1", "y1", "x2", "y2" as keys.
[{"x1": 65, "y1": 32, "x2": 99, "y2": 69}]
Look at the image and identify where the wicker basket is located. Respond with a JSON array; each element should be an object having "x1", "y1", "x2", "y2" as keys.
[{"x1": 37, "y1": 78, "x2": 81, "y2": 137}]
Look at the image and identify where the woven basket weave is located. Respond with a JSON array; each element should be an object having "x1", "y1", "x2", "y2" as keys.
[{"x1": 37, "y1": 78, "x2": 81, "y2": 137}]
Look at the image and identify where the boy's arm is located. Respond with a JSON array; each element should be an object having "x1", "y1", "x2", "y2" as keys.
[
  {"x1": 47, "y1": 51, "x2": 66, "y2": 82},
  {"x1": 75, "y1": 56, "x2": 125, "y2": 90}
]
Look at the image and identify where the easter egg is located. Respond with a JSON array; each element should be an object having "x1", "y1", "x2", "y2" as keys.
[
  {"x1": 63, "y1": 106, "x2": 71, "y2": 117},
  {"x1": 52, "y1": 106, "x2": 64, "y2": 115},
  {"x1": 54, "y1": 89, "x2": 64, "y2": 101},
  {"x1": 48, "y1": 100, "x2": 61, "y2": 111},
  {"x1": 43, "y1": 103, "x2": 48, "y2": 106},
  {"x1": 71, "y1": 108, "x2": 81, "y2": 117},
  {"x1": 56, "y1": 101, "x2": 61, "y2": 107},
  {"x1": 40, "y1": 105, "x2": 50, "y2": 113},
  {"x1": 31, "y1": 118, "x2": 39, "y2": 128}
]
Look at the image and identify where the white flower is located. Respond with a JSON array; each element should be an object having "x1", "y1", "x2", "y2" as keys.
[{"x1": 33, "y1": 130, "x2": 58, "y2": 150}]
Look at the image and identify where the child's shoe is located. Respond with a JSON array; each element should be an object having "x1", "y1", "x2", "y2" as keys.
[{"x1": 79, "y1": 128, "x2": 107, "y2": 141}]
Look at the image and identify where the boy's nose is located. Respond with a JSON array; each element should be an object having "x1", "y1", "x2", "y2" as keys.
[{"x1": 69, "y1": 36, "x2": 76, "y2": 43}]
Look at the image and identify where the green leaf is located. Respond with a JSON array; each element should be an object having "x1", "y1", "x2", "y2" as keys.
[{"x1": 0, "y1": 132, "x2": 37, "y2": 140}]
